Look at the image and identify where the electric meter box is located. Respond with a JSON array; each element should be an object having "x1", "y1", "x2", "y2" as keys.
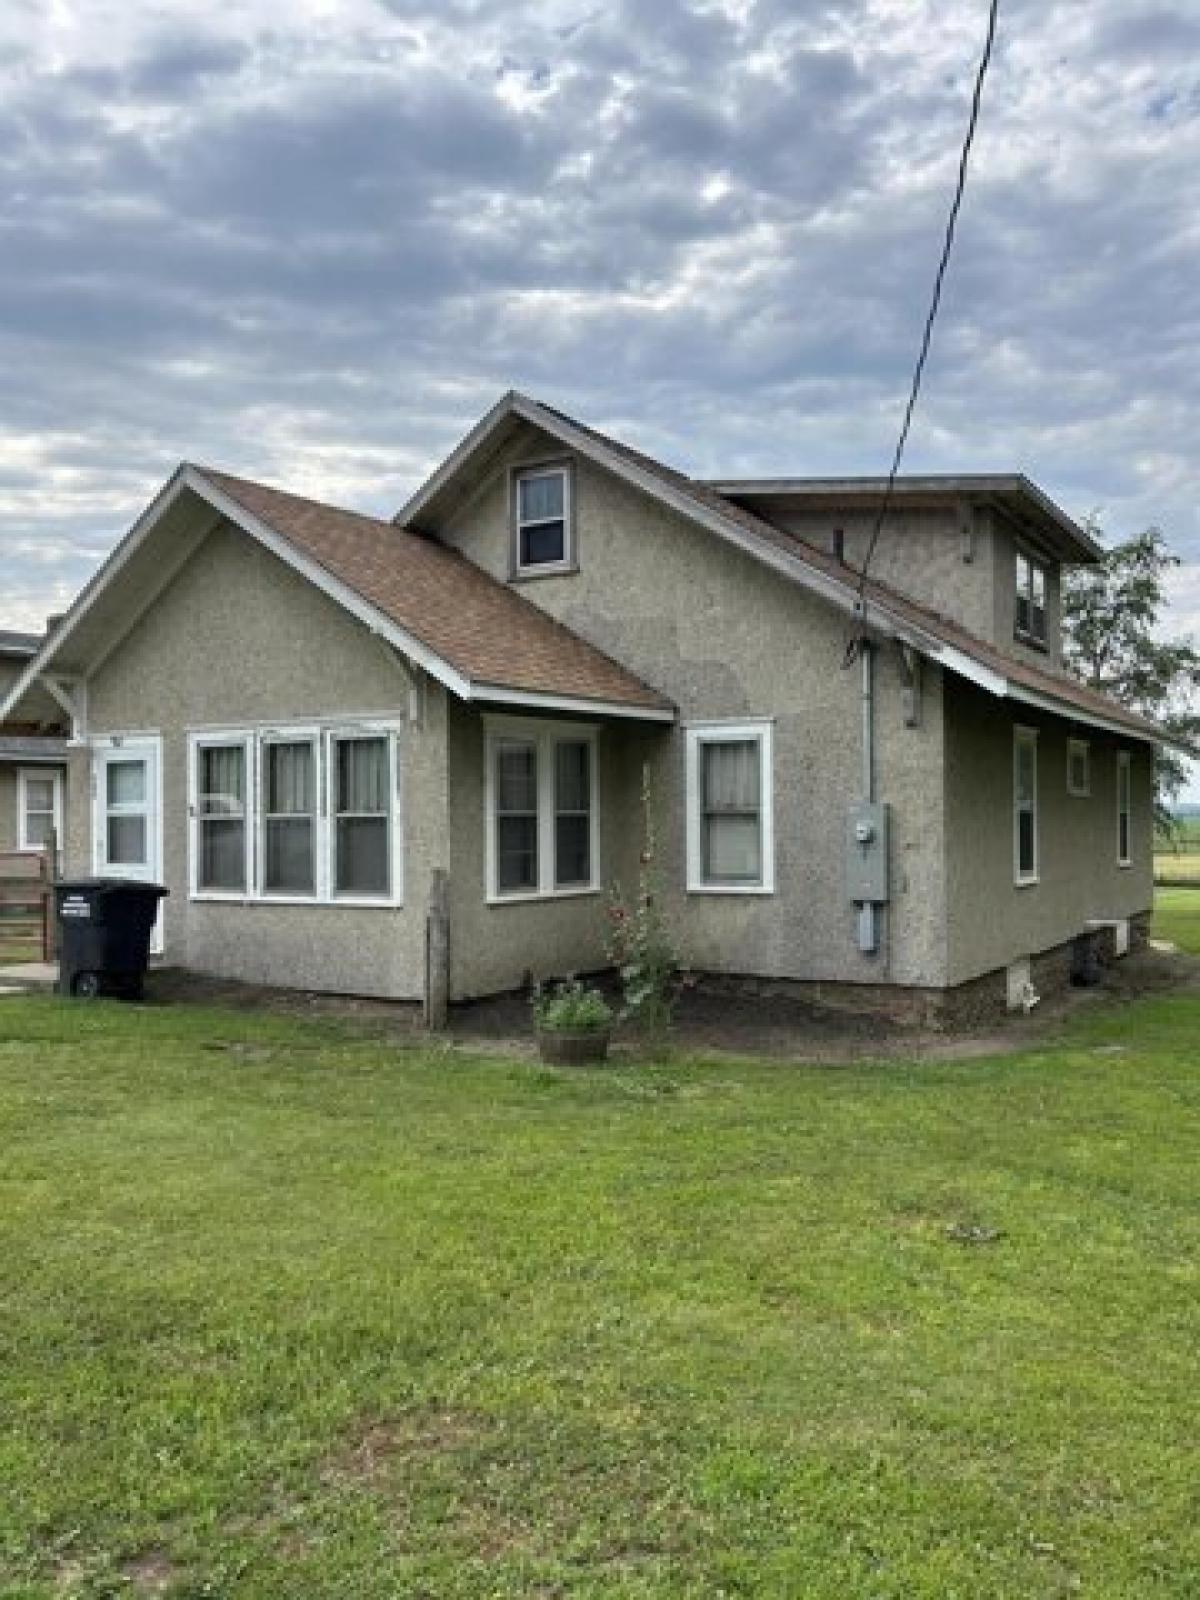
[{"x1": 846, "y1": 801, "x2": 890, "y2": 904}]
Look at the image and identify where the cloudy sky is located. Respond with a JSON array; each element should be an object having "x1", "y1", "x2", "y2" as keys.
[{"x1": 2, "y1": 0, "x2": 1197, "y2": 778}]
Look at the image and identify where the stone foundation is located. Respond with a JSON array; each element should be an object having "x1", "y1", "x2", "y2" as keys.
[{"x1": 690, "y1": 908, "x2": 1156, "y2": 1031}]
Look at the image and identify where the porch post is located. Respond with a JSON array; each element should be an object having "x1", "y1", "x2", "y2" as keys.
[{"x1": 424, "y1": 867, "x2": 450, "y2": 1030}]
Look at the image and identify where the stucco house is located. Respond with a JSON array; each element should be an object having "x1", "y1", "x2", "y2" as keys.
[
  {"x1": 0, "y1": 392, "x2": 1167, "y2": 1016},
  {"x1": 0, "y1": 630, "x2": 68, "y2": 858}
]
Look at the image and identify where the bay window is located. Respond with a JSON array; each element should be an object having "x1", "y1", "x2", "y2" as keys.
[
  {"x1": 188, "y1": 722, "x2": 401, "y2": 904},
  {"x1": 485, "y1": 718, "x2": 598, "y2": 901},
  {"x1": 686, "y1": 721, "x2": 775, "y2": 893}
]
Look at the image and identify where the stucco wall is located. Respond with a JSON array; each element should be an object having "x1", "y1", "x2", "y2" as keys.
[
  {"x1": 440, "y1": 434, "x2": 950, "y2": 989},
  {"x1": 81, "y1": 521, "x2": 449, "y2": 999},
  {"x1": 774, "y1": 504, "x2": 998, "y2": 644},
  {"x1": 943, "y1": 674, "x2": 1154, "y2": 985}
]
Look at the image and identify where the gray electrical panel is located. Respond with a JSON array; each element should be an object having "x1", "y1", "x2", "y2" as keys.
[{"x1": 846, "y1": 801, "x2": 890, "y2": 904}]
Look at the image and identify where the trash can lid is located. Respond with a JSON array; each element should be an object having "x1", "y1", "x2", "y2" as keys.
[{"x1": 55, "y1": 877, "x2": 169, "y2": 898}]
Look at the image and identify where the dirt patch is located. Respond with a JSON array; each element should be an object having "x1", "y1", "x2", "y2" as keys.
[
  {"x1": 321, "y1": 1405, "x2": 491, "y2": 1489},
  {"x1": 143, "y1": 945, "x2": 1200, "y2": 1067},
  {"x1": 120, "y1": 1550, "x2": 181, "y2": 1594}
]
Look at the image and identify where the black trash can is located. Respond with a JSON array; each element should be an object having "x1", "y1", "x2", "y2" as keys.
[{"x1": 54, "y1": 878, "x2": 169, "y2": 1000}]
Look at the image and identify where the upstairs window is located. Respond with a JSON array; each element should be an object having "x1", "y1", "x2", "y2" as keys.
[
  {"x1": 1117, "y1": 751, "x2": 1132, "y2": 866},
  {"x1": 1015, "y1": 551, "x2": 1048, "y2": 645},
  {"x1": 1013, "y1": 726, "x2": 1039, "y2": 885},
  {"x1": 513, "y1": 465, "x2": 572, "y2": 574}
]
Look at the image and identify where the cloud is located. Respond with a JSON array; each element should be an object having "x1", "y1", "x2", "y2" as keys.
[{"x1": 0, "y1": 0, "x2": 1197, "y2": 796}]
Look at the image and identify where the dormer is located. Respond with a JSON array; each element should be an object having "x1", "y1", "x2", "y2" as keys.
[{"x1": 705, "y1": 476, "x2": 1101, "y2": 667}]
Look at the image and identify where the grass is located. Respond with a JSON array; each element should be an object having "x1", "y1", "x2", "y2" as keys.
[
  {"x1": 1, "y1": 913, "x2": 1199, "y2": 1596},
  {"x1": 1152, "y1": 886, "x2": 1200, "y2": 954},
  {"x1": 1155, "y1": 815, "x2": 1200, "y2": 885}
]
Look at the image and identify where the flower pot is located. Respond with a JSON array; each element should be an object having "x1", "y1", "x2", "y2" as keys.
[{"x1": 536, "y1": 1025, "x2": 612, "y2": 1066}]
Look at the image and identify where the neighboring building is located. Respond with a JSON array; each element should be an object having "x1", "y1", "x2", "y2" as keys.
[
  {"x1": 0, "y1": 630, "x2": 68, "y2": 859},
  {"x1": 0, "y1": 393, "x2": 1171, "y2": 1013}
]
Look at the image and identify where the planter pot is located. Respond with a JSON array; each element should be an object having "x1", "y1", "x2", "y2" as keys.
[{"x1": 536, "y1": 1025, "x2": 612, "y2": 1066}]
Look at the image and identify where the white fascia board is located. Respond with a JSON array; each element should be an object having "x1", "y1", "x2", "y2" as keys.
[
  {"x1": 470, "y1": 682, "x2": 675, "y2": 722},
  {"x1": 389, "y1": 392, "x2": 1057, "y2": 712},
  {"x1": 1002, "y1": 681, "x2": 1163, "y2": 747},
  {"x1": 393, "y1": 390, "x2": 520, "y2": 527},
  {"x1": 183, "y1": 468, "x2": 475, "y2": 701}
]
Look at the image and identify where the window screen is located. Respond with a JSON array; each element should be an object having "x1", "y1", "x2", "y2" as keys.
[
  {"x1": 701, "y1": 740, "x2": 762, "y2": 884},
  {"x1": 334, "y1": 736, "x2": 390, "y2": 895},
  {"x1": 263, "y1": 740, "x2": 315, "y2": 894}
]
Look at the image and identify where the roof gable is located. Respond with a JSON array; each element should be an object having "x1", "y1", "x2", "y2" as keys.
[
  {"x1": 396, "y1": 392, "x2": 1173, "y2": 748},
  {"x1": 0, "y1": 464, "x2": 674, "y2": 728}
]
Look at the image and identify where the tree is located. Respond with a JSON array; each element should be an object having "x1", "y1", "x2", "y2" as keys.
[{"x1": 1062, "y1": 526, "x2": 1200, "y2": 832}]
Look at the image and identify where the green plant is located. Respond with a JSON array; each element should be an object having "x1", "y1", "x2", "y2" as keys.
[
  {"x1": 530, "y1": 977, "x2": 613, "y2": 1033},
  {"x1": 605, "y1": 763, "x2": 681, "y2": 1038}
]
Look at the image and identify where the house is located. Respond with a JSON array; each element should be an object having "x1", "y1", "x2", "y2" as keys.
[
  {"x1": 0, "y1": 392, "x2": 1167, "y2": 1016},
  {"x1": 0, "y1": 630, "x2": 69, "y2": 858}
]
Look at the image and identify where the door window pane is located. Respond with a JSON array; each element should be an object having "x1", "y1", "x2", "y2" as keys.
[
  {"x1": 107, "y1": 760, "x2": 145, "y2": 807},
  {"x1": 108, "y1": 814, "x2": 147, "y2": 865},
  {"x1": 24, "y1": 809, "x2": 54, "y2": 848}
]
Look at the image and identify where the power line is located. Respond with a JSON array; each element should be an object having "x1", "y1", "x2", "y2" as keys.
[{"x1": 845, "y1": 0, "x2": 1001, "y2": 665}]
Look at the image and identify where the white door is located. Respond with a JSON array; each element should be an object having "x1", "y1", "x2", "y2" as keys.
[{"x1": 93, "y1": 736, "x2": 164, "y2": 954}]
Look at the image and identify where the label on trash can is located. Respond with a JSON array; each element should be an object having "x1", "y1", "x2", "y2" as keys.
[{"x1": 60, "y1": 896, "x2": 92, "y2": 920}]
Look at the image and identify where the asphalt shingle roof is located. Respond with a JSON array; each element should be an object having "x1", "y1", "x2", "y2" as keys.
[{"x1": 195, "y1": 467, "x2": 673, "y2": 715}]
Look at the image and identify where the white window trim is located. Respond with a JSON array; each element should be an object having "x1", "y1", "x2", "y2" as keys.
[
  {"x1": 1013, "y1": 724, "x2": 1039, "y2": 887},
  {"x1": 16, "y1": 766, "x2": 63, "y2": 853},
  {"x1": 511, "y1": 461, "x2": 574, "y2": 578},
  {"x1": 1066, "y1": 737, "x2": 1091, "y2": 798},
  {"x1": 188, "y1": 730, "x2": 255, "y2": 902},
  {"x1": 483, "y1": 714, "x2": 600, "y2": 904},
  {"x1": 187, "y1": 720, "x2": 404, "y2": 907},
  {"x1": 325, "y1": 726, "x2": 404, "y2": 906},
  {"x1": 1015, "y1": 548, "x2": 1049, "y2": 646},
  {"x1": 1117, "y1": 749, "x2": 1132, "y2": 868},
  {"x1": 685, "y1": 719, "x2": 775, "y2": 895}
]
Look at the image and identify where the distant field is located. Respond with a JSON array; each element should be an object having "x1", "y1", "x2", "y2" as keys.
[{"x1": 1155, "y1": 815, "x2": 1200, "y2": 885}]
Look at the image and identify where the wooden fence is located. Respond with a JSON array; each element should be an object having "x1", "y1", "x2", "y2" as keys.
[{"x1": 0, "y1": 838, "x2": 56, "y2": 964}]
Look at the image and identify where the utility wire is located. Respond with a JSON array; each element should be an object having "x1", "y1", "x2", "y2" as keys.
[{"x1": 845, "y1": 0, "x2": 1001, "y2": 666}]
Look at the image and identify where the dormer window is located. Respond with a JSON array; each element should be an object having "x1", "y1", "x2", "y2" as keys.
[
  {"x1": 1015, "y1": 551, "x2": 1048, "y2": 645},
  {"x1": 512, "y1": 463, "x2": 573, "y2": 576}
]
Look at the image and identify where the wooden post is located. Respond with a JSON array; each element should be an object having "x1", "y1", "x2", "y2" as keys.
[
  {"x1": 424, "y1": 868, "x2": 450, "y2": 1030},
  {"x1": 43, "y1": 827, "x2": 59, "y2": 963}
]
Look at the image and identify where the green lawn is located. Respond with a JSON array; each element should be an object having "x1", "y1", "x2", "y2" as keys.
[
  {"x1": 1, "y1": 943, "x2": 1199, "y2": 1596},
  {"x1": 1153, "y1": 887, "x2": 1200, "y2": 954}
]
